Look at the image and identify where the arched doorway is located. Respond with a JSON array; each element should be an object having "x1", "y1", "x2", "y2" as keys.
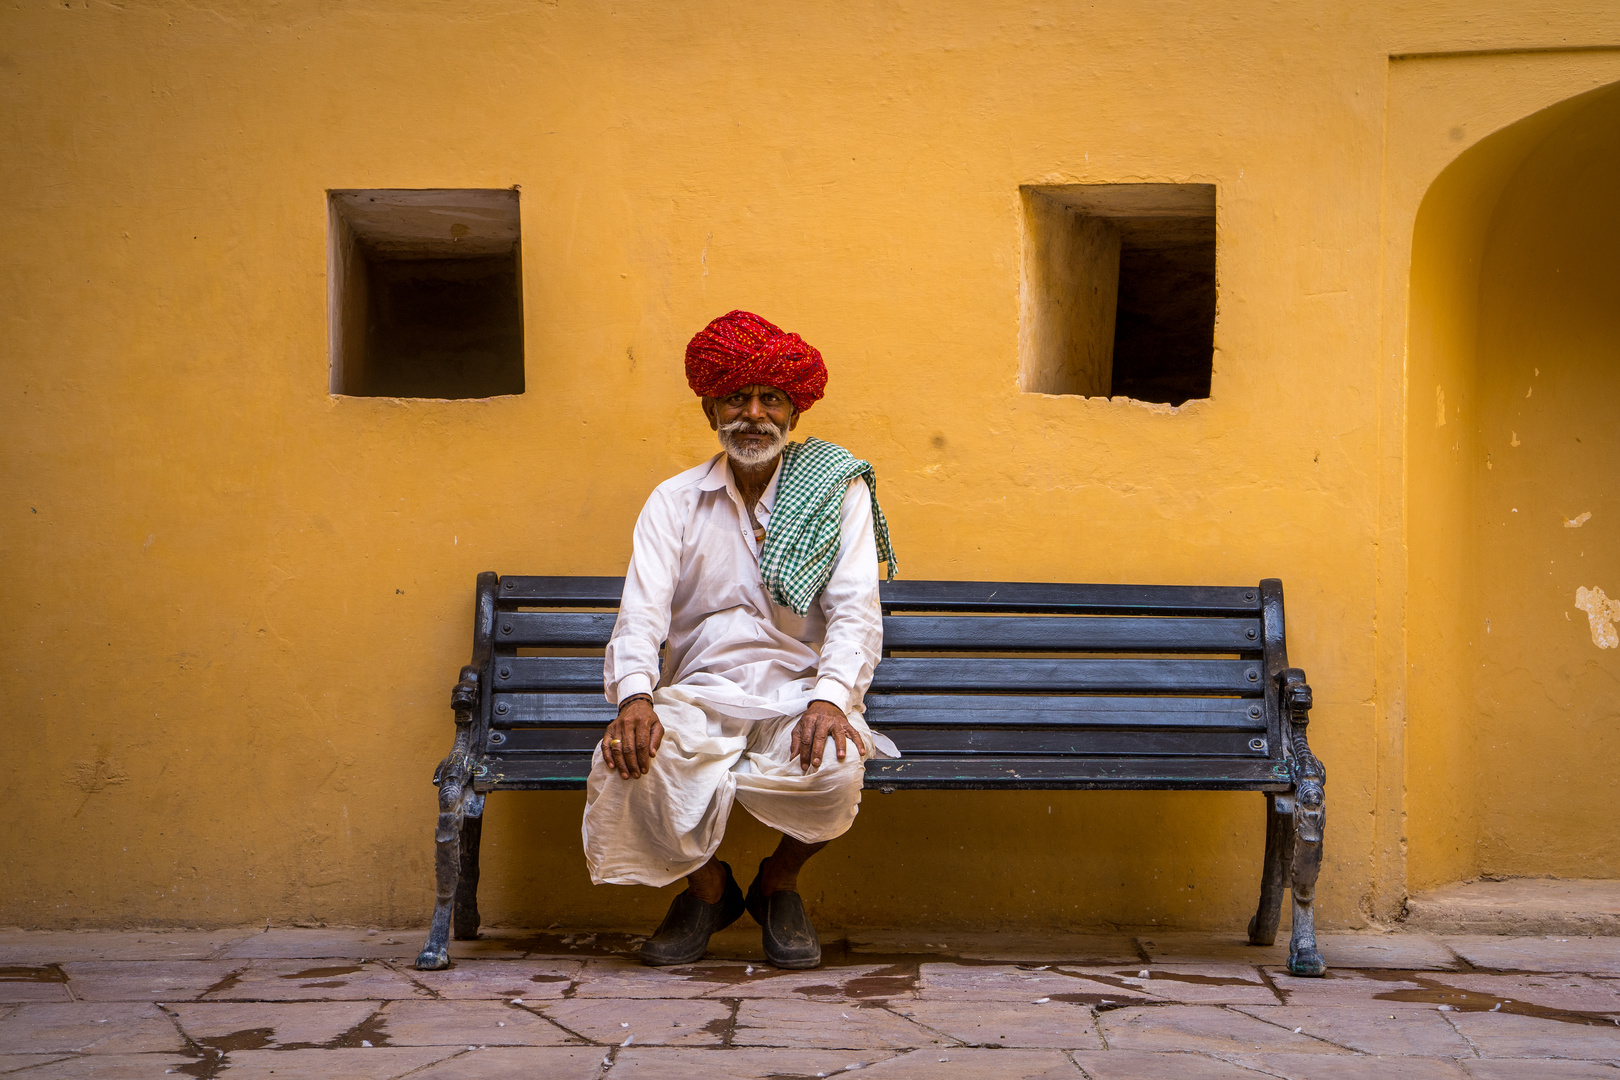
[{"x1": 1406, "y1": 81, "x2": 1620, "y2": 891}]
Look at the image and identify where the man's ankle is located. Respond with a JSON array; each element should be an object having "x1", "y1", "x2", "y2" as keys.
[
  {"x1": 758, "y1": 854, "x2": 797, "y2": 897},
  {"x1": 686, "y1": 861, "x2": 725, "y2": 904}
]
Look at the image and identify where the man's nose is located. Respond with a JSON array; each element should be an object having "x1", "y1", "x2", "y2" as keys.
[{"x1": 742, "y1": 395, "x2": 767, "y2": 420}]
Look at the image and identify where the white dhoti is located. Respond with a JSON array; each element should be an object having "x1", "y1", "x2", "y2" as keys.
[{"x1": 582, "y1": 688, "x2": 878, "y2": 887}]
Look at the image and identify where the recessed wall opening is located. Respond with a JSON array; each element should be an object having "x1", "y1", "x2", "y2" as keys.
[
  {"x1": 1019, "y1": 183, "x2": 1216, "y2": 405},
  {"x1": 328, "y1": 188, "x2": 524, "y2": 398}
]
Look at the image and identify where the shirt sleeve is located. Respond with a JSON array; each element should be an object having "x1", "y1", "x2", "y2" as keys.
[
  {"x1": 603, "y1": 485, "x2": 683, "y2": 705},
  {"x1": 809, "y1": 477, "x2": 884, "y2": 715}
]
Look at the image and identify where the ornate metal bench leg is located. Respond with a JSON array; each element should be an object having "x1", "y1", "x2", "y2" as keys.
[
  {"x1": 1278, "y1": 667, "x2": 1326, "y2": 976},
  {"x1": 1286, "y1": 767, "x2": 1326, "y2": 975},
  {"x1": 417, "y1": 664, "x2": 481, "y2": 971},
  {"x1": 416, "y1": 776, "x2": 473, "y2": 970},
  {"x1": 453, "y1": 793, "x2": 485, "y2": 941},
  {"x1": 1248, "y1": 792, "x2": 1291, "y2": 946}
]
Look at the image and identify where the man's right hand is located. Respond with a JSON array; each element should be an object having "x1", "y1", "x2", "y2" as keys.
[{"x1": 603, "y1": 697, "x2": 663, "y2": 780}]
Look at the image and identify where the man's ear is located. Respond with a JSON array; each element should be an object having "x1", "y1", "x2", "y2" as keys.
[
  {"x1": 701, "y1": 397, "x2": 719, "y2": 431},
  {"x1": 788, "y1": 408, "x2": 800, "y2": 432}
]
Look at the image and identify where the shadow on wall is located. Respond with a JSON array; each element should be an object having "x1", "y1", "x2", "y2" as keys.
[{"x1": 1405, "y1": 80, "x2": 1620, "y2": 890}]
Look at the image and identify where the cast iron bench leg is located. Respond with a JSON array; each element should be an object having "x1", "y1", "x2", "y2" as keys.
[
  {"x1": 416, "y1": 771, "x2": 473, "y2": 970},
  {"x1": 1247, "y1": 793, "x2": 1290, "y2": 946},
  {"x1": 453, "y1": 794, "x2": 485, "y2": 940},
  {"x1": 1286, "y1": 764, "x2": 1327, "y2": 976}
]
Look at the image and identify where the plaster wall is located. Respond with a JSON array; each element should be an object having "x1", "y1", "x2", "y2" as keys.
[
  {"x1": 1401, "y1": 80, "x2": 1620, "y2": 890},
  {"x1": 2, "y1": 0, "x2": 1619, "y2": 932}
]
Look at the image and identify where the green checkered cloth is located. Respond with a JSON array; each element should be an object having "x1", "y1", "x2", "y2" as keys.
[{"x1": 761, "y1": 438, "x2": 897, "y2": 616}]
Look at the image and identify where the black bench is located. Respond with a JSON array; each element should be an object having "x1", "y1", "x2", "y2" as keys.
[{"x1": 415, "y1": 573, "x2": 1327, "y2": 976}]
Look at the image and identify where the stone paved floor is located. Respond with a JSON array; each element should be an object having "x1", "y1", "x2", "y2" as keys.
[{"x1": 1, "y1": 926, "x2": 1618, "y2": 1078}]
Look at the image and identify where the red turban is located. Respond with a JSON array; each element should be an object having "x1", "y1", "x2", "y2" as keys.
[{"x1": 685, "y1": 310, "x2": 828, "y2": 413}]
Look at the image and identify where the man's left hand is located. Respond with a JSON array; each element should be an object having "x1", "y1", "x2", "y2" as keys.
[{"x1": 792, "y1": 700, "x2": 864, "y2": 773}]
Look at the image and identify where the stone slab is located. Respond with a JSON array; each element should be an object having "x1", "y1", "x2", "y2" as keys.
[
  {"x1": 1315, "y1": 934, "x2": 1463, "y2": 970},
  {"x1": 200, "y1": 960, "x2": 428, "y2": 1001},
  {"x1": 610, "y1": 1047, "x2": 903, "y2": 1079},
  {"x1": 1069, "y1": 1049, "x2": 1274, "y2": 1078},
  {"x1": 847, "y1": 931, "x2": 1141, "y2": 965},
  {"x1": 1266, "y1": 967, "x2": 1449, "y2": 1007},
  {"x1": 396, "y1": 958, "x2": 582, "y2": 1000},
  {"x1": 0, "y1": 1054, "x2": 78, "y2": 1072},
  {"x1": 0, "y1": 1052, "x2": 202, "y2": 1077},
  {"x1": 1437, "y1": 972, "x2": 1620, "y2": 1013},
  {"x1": 203, "y1": 1045, "x2": 458, "y2": 1078},
  {"x1": 858, "y1": 1047, "x2": 1088, "y2": 1077},
  {"x1": 373, "y1": 999, "x2": 577, "y2": 1046},
  {"x1": 918, "y1": 963, "x2": 1149, "y2": 1004},
  {"x1": 1136, "y1": 933, "x2": 1292, "y2": 966},
  {"x1": 168, "y1": 999, "x2": 379, "y2": 1048},
  {"x1": 1059, "y1": 964, "x2": 1281, "y2": 1005},
  {"x1": 0, "y1": 973, "x2": 72, "y2": 1004},
  {"x1": 1445, "y1": 936, "x2": 1620, "y2": 974},
  {"x1": 1098, "y1": 1004, "x2": 1354, "y2": 1055},
  {"x1": 1406, "y1": 879, "x2": 1620, "y2": 937},
  {"x1": 1445, "y1": 1010, "x2": 1620, "y2": 1059},
  {"x1": 1224, "y1": 1053, "x2": 1470, "y2": 1078},
  {"x1": 407, "y1": 1045, "x2": 633, "y2": 1077},
  {"x1": 541, "y1": 996, "x2": 732, "y2": 1046},
  {"x1": 1462, "y1": 1061, "x2": 1620, "y2": 1078},
  {"x1": 59, "y1": 959, "x2": 246, "y2": 1002},
  {"x1": 1230, "y1": 1004, "x2": 1475, "y2": 1056},
  {"x1": 731, "y1": 998, "x2": 942, "y2": 1049},
  {"x1": 218, "y1": 929, "x2": 422, "y2": 961},
  {"x1": 892, "y1": 1000, "x2": 1103, "y2": 1048},
  {"x1": 688, "y1": 962, "x2": 921, "y2": 1000},
  {"x1": 567, "y1": 959, "x2": 736, "y2": 999},
  {"x1": 0, "y1": 931, "x2": 253, "y2": 963},
  {"x1": 0, "y1": 1002, "x2": 185, "y2": 1055}
]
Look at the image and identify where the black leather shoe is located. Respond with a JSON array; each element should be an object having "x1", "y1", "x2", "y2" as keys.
[
  {"x1": 640, "y1": 862, "x2": 745, "y2": 967},
  {"x1": 745, "y1": 858, "x2": 822, "y2": 969}
]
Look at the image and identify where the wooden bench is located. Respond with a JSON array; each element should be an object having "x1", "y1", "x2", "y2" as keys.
[{"x1": 415, "y1": 573, "x2": 1327, "y2": 976}]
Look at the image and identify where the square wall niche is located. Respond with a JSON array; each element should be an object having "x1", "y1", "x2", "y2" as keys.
[
  {"x1": 1019, "y1": 183, "x2": 1216, "y2": 405},
  {"x1": 328, "y1": 189, "x2": 524, "y2": 398}
]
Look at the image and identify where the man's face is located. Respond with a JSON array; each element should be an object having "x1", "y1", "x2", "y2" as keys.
[{"x1": 703, "y1": 384, "x2": 799, "y2": 467}]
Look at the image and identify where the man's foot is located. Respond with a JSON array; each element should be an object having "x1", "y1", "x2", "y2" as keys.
[
  {"x1": 641, "y1": 862, "x2": 745, "y2": 966},
  {"x1": 746, "y1": 858, "x2": 821, "y2": 969}
]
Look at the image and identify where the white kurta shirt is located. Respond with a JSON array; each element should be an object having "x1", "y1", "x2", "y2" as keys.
[{"x1": 604, "y1": 452, "x2": 884, "y2": 723}]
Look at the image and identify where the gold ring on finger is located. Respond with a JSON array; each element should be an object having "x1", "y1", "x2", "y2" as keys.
[{"x1": 611, "y1": 738, "x2": 621, "y2": 746}]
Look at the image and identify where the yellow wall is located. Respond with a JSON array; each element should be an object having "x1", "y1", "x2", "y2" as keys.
[
  {"x1": 1402, "y1": 81, "x2": 1620, "y2": 890},
  {"x1": 3, "y1": 1, "x2": 1620, "y2": 931}
]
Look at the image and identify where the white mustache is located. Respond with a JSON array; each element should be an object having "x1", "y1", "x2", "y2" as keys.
[{"x1": 720, "y1": 419, "x2": 784, "y2": 437}]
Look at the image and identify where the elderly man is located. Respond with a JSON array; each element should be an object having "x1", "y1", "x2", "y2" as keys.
[{"x1": 582, "y1": 310, "x2": 896, "y2": 970}]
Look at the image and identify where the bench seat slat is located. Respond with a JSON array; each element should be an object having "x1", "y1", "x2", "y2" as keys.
[
  {"x1": 489, "y1": 693, "x2": 1263, "y2": 730},
  {"x1": 490, "y1": 727, "x2": 1268, "y2": 756},
  {"x1": 884, "y1": 615, "x2": 1261, "y2": 653},
  {"x1": 472, "y1": 754, "x2": 1292, "y2": 792}
]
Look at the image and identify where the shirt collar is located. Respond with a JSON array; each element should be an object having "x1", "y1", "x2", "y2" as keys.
[{"x1": 698, "y1": 452, "x2": 783, "y2": 511}]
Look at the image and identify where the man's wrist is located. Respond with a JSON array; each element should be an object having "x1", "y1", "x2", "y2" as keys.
[{"x1": 616, "y1": 693, "x2": 653, "y2": 715}]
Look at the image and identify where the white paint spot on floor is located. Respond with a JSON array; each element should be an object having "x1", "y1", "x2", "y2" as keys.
[
  {"x1": 1510, "y1": 432, "x2": 1520, "y2": 447},
  {"x1": 1575, "y1": 586, "x2": 1620, "y2": 649},
  {"x1": 1565, "y1": 512, "x2": 1592, "y2": 528},
  {"x1": 1436, "y1": 386, "x2": 1446, "y2": 427}
]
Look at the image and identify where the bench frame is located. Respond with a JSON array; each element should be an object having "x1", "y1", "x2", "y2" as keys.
[{"x1": 415, "y1": 573, "x2": 1326, "y2": 976}]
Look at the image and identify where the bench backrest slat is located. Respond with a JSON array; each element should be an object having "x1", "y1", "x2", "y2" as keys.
[{"x1": 498, "y1": 611, "x2": 1262, "y2": 653}]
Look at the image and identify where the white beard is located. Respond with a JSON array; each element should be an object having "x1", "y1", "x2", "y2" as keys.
[{"x1": 718, "y1": 418, "x2": 789, "y2": 467}]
